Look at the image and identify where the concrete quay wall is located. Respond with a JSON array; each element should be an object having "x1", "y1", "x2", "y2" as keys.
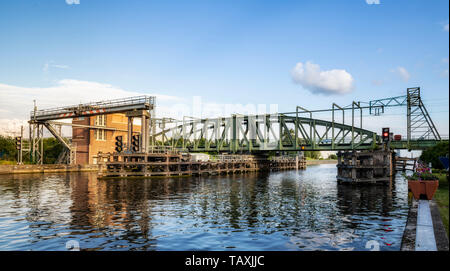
[{"x1": 0, "y1": 164, "x2": 100, "y2": 175}]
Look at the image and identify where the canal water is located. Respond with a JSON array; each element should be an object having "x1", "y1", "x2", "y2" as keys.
[{"x1": 0, "y1": 164, "x2": 409, "y2": 251}]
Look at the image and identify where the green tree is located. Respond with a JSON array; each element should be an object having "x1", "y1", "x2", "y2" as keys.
[
  {"x1": 328, "y1": 154, "x2": 338, "y2": 160},
  {"x1": 43, "y1": 138, "x2": 64, "y2": 164},
  {"x1": 0, "y1": 135, "x2": 17, "y2": 161},
  {"x1": 1, "y1": 136, "x2": 65, "y2": 164},
  {"x1": 420, "y1": 141, "x2": 449, "y2": 169},
  {"x1": 304, "y1": 151, "x2": 320, "y2": 159}
]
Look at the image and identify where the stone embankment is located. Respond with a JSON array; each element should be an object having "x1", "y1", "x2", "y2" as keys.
[{"x1": 0, "y1": 164, "x2": 99, "y2": 175}]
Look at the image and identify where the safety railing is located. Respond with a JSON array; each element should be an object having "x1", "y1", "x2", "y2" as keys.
[{"x1": 31, "y1": 95, "x2": 155, "y2": 119}]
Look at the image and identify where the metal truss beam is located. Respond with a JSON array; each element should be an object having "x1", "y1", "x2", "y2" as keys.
[
  {"x1": 152, "y1": 87, "x2": 445, "y2": 152},
  {"x1": 153, "y1": 114, "x2": 380, "y2": 152},
  {"x1": 407, "y1": 87, "x2": 441, "y2": 141},
  {"x1": 48, "y1": 121, "x2": 129, "y2": 132},
  {"x1": 31, "y1": 96, "x2": 155, "y2": 121}
]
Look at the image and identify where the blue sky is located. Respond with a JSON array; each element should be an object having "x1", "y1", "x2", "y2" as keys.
[{"x1": 0, "y1": 0, "x2": 448, "y2": 136}]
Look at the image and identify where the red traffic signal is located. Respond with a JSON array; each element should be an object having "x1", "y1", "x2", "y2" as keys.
[{"x1": 382, "y1": 128, "x2": 390, "y2": 142}]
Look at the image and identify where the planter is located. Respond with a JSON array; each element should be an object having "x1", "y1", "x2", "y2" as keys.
[{"x1": 408, "y1": 179, "x2": 439, "y2": 200}]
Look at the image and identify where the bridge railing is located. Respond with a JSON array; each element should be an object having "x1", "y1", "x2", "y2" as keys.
[
  {"x1": 30, "y1": 95, "x2": 155, "y2": 119},
  {"x1": 388, "y1": 135, "x2": 449, "y2": 141}
]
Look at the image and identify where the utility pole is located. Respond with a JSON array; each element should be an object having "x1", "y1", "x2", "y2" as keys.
[{"x1": 19, "y1": 126, "x2": 23, "y2": 164}]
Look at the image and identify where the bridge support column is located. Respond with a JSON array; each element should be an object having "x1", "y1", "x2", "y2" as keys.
[
  {"x1": 336, "y1": 149, "x2": 394, "y2": 184},
  {"x1": 29, "y1": 121, "x2": 44, "y2": 165},
  {"x1": 140, "y1": 111, "x2": 150, "y2": 153},
  {"x1": 127, "y1": 116, "x2": 133, "y2": 151}
]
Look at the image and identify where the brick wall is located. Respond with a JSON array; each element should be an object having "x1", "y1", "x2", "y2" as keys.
[{"x1": 72, "y1": 113, "x2": 141, "y2": 165}]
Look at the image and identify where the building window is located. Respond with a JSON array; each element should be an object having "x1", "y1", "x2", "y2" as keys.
[
  {"x1": 95, "y1": 115, "x2": 106, "y2": 127},
  {"x1": 95, "y1": 129, "x2": 106, "y2": 141},
  {"x1": 94, "y1": 115, "x2": 106, "y2": 141}
]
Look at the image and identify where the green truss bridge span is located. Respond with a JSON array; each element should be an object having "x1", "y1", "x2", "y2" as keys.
[
  {"x1": 153, "y1": 87, "x2": 446, "y2": 153},
  {"x1": 24, "y1": 87, "x2": 447, "y2": 165}
]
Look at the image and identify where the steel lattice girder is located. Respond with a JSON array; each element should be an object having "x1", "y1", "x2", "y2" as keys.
[
  {"x1": 31, "y1": 96, "x2": 155, "y2": 121},
  {"x1": 406, "y1": 87, "x2": 441, "y2": 141},
  {"x1": 153, "y1": 114, "x2": 381, "y2": 152},
  {"x1": 390, "y1": 140, "x2": 445, "y2": 150}
]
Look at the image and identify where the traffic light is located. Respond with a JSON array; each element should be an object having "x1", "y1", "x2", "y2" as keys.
[
  {"x1": 115, "y1": 136, "x2": 123, "y2": 153},
  {"x1": 382, "y1": 128, "x2": 390, "y2": 142},
  {"x1": 15, "y1": 136, "x2": 21, "y2": 150},
  {"x1": 131, "y1": 135, "x2": 140, "y2": 152}
]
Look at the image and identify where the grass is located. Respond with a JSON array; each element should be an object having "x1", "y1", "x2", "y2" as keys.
[
  {"x1": 434, "y1": 172, "x2": 449, "y2": 237},
  {"x1": 0, "y1": 160, "x2": 16, "y2": 165}
]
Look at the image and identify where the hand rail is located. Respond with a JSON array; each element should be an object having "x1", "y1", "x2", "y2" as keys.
[{"x1": 30, "y1": 95, "x2": 155, "y2": 118}]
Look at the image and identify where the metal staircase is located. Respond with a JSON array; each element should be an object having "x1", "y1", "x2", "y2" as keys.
[{"x1": 43, "y1": 122, "x2": 76, "y2": 164}]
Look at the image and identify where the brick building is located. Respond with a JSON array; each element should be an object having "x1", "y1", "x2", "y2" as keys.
[{"x1": 72, "y1": 113, "x2": 140, "y2": 164}]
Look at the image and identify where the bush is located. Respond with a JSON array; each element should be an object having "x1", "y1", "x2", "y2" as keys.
[
  {"x1": 328, "y1": 154, "x2": 337, "y2": 160},
  {"x1": 0, "y1": 135, "x2": 17, "y2": 161},
  {"x1": 43, "y1": 138, "x2": 64, "y2": 164},
  {"x1": 406, "y1": 172, "x2": 440, "y2": 180},
  {"x1": 304, "y1": 151, "x2": 320, "y2": 159},
  {"x1": 433, "y1": 169, "x2": 445, "y2": 174},
  {"x1": 420, "y1": 142, "x2": 449, "y2": 169},
  {"x1": 0, "y1": 136, "x2": 64, "y2": 164}
]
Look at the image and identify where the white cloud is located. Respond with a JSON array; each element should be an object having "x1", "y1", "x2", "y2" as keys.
[
  {"x1": 392, "y1": 66, "x2": 410, "y2": 82},
  {"x1": 291, "y1": 61, "x2": 354, "y2": 95},
  {"x1": 0, "y1": 79, "x2": 180, "y2": 135},
  {"x1": 365, "y1": 0, "x2": 380, "y2": 5},
  {"x1": 0, "y1": 79, "x2": 282, "y2": 137},
  {"x1": 0, "y1": 119, "x2": 29, "y2": 137},
  {"x1": 444, "y1": 23, "x2": 449, "y2": 32},
  {"x1": 65, "y1": 0, "x2": 80, "y2": 5},
  {"x1": 43, "y1": 61, "x2": 70, "y2": 73},
  {"x1": 51, "y1": 64, "x2": 70, "y2": 69}
]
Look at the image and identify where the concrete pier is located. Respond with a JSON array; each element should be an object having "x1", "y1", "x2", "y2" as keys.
[
  {"x1": 336, "y1": 150, "x2": 394, "y2": 184},
  {"x1": 0, "y1": 164, "x2": 99, "y2": 175},
  {"x1": 99, "y1": 152, "x2": 306, "y2": 178}
]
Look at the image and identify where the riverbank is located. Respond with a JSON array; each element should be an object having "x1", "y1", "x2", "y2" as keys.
[
  {"x1": 0, "y1": 164, "x2": 99, "y2": 175},
  {"x1": 401, "y1": 198, "x2": 449, "y2": 251},
  {"x1": 401, "y1": 173, "x2": 449, "y2": 251},
  {"x1": 306, "y1": 159, "x2": 337, "y2": 165},
  {"x1": 434, "y1": 173, "x2": 449, "y2": 236}
]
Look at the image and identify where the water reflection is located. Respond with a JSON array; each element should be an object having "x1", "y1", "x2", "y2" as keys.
[{"x1": 0, "y1": 164, "x2": 409, "y2": 251}]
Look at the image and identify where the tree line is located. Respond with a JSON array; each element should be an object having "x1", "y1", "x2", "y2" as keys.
[
  {"x1": 420, "y1": 141, "x2": 449, "y2": 169},
  {"x1": 0, "y1": 135, "x2": 64, "y2": 164}
]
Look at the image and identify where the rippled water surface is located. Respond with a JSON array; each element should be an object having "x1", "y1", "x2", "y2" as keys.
[{"x1": 0, "y1": 164, "x2": 409, "y2": 251}]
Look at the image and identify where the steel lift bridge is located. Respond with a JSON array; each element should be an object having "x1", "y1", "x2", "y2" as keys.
[
  {"x1": 153, "y1": 87, "x2": 445, "y2": 153},
  {"x1": 26, "y1": 87, "x2": 446, "y2": 164},
  {"x1": 28, "y1": 96, "x2": 155, "y2": 164}
]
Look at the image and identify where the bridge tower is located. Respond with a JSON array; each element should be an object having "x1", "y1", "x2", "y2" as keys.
[{"x1": 406, "y1": 87, "x2": 441, "y2": 143}]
